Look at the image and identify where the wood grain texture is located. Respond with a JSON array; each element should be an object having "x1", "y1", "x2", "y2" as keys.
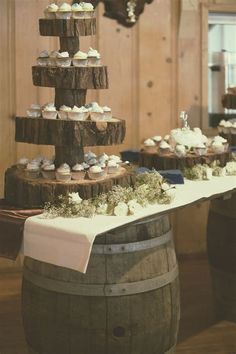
[
  {"x1": 39, "y1": 18, "x2": 97, "y2": 37},
  {"x1": 139, "y1": 150, "x2": 230, "y2": 170},
  {"x1": 207, "y1": 194, "x2": 236, "y2": 322},
  {"x1": 222, "y1": 94, "x2": 236, "y2": 109},
  {"x1": 4, "y1": 166, "x2": 135, "y2": 208},
  {"x1": 21, "y1": 215, "x2": 180, "y2": 354},
  {"x1": 54, "y1": 88, "x2": 87, "y2": 108},
  {"x1": 15, "y1": 117, "x2": 126, "y2": 146},
  {"x1": 32, "y1": 65, "x2": 109, "y2": 89}
]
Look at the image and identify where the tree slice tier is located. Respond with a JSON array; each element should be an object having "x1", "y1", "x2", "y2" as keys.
[
  {"x1": 15, "y1": 117, "x2": 126, "y2": 147},
  {"x1": 222, "y1": 94, "x2": 236, "y2": 109},
  {"x1": 39, "y1": 18, "x2": 96, "y2": 37},
  {"x1": 32, "y1": 66, "x2": 108, "y2": 89},
  {"x1": 139, "y1": 151, "x2": 231, "y2": 170},
  {"x1": 5, "y1": 167, "x2": 135, "y2": 208}
]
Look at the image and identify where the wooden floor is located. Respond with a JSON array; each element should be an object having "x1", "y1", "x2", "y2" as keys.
[{"x1": 0, "y1": 258, "x2": 236, "y2": 354}]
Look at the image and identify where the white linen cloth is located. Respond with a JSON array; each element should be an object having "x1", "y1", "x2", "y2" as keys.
[{"x1": 23, "y1": 176, "x2": 236, "y2": 273}]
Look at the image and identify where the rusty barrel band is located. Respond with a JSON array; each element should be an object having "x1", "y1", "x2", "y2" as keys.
[{"x1": 23, "y1": 265, "x2": 178, "y2": 297}]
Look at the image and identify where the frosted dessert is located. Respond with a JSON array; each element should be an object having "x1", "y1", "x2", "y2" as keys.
[
  {"x1": 143, "y1": 138, "x2": 157, "y2": 153},
  {"x1": 88, "y1": 165, "x2": 105, "y2": 180},
  {"x1": 44, "y1": 3, "x2": 58, "y2": 19},
  {"x1": 90, "y1": 105, "x2": 104, "y2": 121},
  {"x1": 42, "y1": 104, "x2": 57, "y2": 119},
  {"x1": 48, "y1": 50, "x2": 59, "y2": 66},
  {"x1": 73, "y1": 50, "x2": 88, "y2": 67},
  {"x1": 56, "y1": 163, "x2": 71, "y2": 182},
  {"x1": 71, "y1": 164, "x2": 86, "y2": 180},
  {"x1": 103, "y1": 106, "x2": 112, "y2": 120},
  {"x1": 37, "y1": 50, "x2": 49, "y2": 66},
  {"x1": 42, "y1": 164, "x2": 56, "y2": 180},
  {"x1": 25, "y1": 162, "x2": 40, "y2": 179},
  {"x1": 27, "y1": 104, "x2": 41, "y2": 118},
  {"x1": 56, "y1": 3, "x2": 72, "y2": 19},
  {"x1": 56, "y1": 51, "x2": 71, "y2": 67},
  {"x1": 17, "y1": 157, "x2": 29, "y2": 170},
  {"x1": 107, "y1": 160, "x2": 120, "y2": 174},
  {"x1": 71, "y1": 3, "x2": 84, "y2": 19},
  {"x1": 159, "y1": 140, "x2": 171, "y2": 154},
  {"x1": 87, "y1": 47, "x2": 101, "y2": 66},
  {"x1": 58, "y1": 105, "x2": 72, "y2": 120},
  {"x1": 68, "y1": 105, "x2": 89, "y2": 121}
]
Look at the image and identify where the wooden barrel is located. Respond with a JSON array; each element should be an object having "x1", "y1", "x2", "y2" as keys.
[
  {"x1": 207, "y1": 193, "x2": 236, "y2": 322},
  {"x1": 22, "y1": 214, "x2": 180, "y2": 354}
]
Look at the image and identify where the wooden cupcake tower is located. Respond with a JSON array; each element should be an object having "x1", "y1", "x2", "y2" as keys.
[
  {"x1": 5, "y1": 16, "x2": 134, "y2": 208},
  {"x1": 221, "y1": 93, "x2": 236, "y2": 146}
]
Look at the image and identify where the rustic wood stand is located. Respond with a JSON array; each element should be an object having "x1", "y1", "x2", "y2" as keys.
[{"x1": 4, "y1": 17, "x2": 132, "y2": 207}]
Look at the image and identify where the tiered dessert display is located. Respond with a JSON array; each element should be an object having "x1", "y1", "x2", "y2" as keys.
[
  {"x1": 219, "y1": 87, "x2": 236, "y2": 146},
  {"x1": 5, "y1": 3, "x2": 134, "y2": 208},
  {"x1": 139, "y1": 111, "x2": 231, "y2": 171}
]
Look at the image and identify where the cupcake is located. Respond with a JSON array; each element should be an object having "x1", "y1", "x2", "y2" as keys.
[
  {"x1": 82, "y1": 2, "x2": 95, "y2": 18},
  {"x1": 214, "y1": 136, "x2": 228, "y2": 152},
  {"x1": 71, "y1": 3, "x2": 84, "y2": 19},
  {"x1": 98, "y1": 153, "x2": 109, "y2": 164},
  {"x1": 17, "y1": 157, "x2": 29, "y2": 170},
  {"x1": 82, "y1": 162, "x2": 90, "y2": 171},
  {"x1": 218, "y1": 120, "x2": 226, "y2": 134},
  {"x1": 58, "y1": 105, "x2": 72, "y2": 119},
  {"x1": 175, "y1": 144, "x2": 186, "y2": 158},
  {"x1": 87, "y1": 47, "x2": 101, "y2": 66},
  {"x1": 193, "y1": 143, "x2": 207, "y2": 156},
  {"x1": 56, "y1": 3, "x2": 72, "y2": 19},
  {"x1": 72, "y1": 50, "x2": 88, "y2": 67},
  {"x1": 108, "y1": 155, "x2": 122, "y2": 164},
  {"x1": 42, "y1": 164, "x2": 56, "y2": 180},
  {"x1": 26, "y1": 104, "x2": 41, "y2": 118},
  {"x1": 223, "y1": 121, "x2": 232, "y2": 134},
  {"x1": 56, "y1": 51, "x2": 71, "y2": 67},
  {"x1": 56, "y1": 163, "x2": 72, "y2": 182},
  {"x1": 48, "y1": 50, "x2": 59, "y2": 66},
  {"x1": 159, "y1": 140, "x2": 171, "y2": 154},
  {"x1": 107, "y1": 160, "x2": 120, "y2": 174},
  {"x1": 84, "y1": 151, "x2": 97, "y2": 162},
  {"x1": 88, "y1": 165, "x2": 105, "y2": 180},
  {"x1": 87, "y1": 158, "x2": 98, "y2": 166},
  {"x1": 211, "y1": 141, "x2": 224, "y2": 154},
  {"x1": 231, "y1": 122, "x2": 236, "y2": 135},
  {"x1": 90, "y1": 105, "x2": 104, "y2": 121},
  {"x1": 37, "y1": 50, "x2": 49, "y2": 66},
  {"x1": 71, "y1": 164, "x2": 86, "y2": 180},
  {"x1": 152, "y1": 135, "x2": 162, "y2": 146},
  {"x1": 103, "y1": 106, "x2": 112, "y2": 120},
  {"x1": 68, "y1": 105, "x2": 89, "y2": 121},
  {"x1": 44, "y1": 3, "x2": 58, "y2": 19},
  {"x1": 42, "y1": 104, "x2": 57, "y2": 119},
  {"x1": 164, "y1": 134, "x2": 170, "y2": 142},
  {"x1": 143, "y1": 138, "x2": 157, "y2": 153},
  {"x1": 25, "y1": 162, "x2": 40, "y2": 179}
]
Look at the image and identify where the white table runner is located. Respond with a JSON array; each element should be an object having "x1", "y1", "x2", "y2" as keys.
[{"x1": 23, "y1": 176, "x2": 236, "y2": 273}]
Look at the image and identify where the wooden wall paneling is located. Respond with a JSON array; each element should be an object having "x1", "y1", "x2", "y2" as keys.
[
  {"x1": 0, "y1": 0, "x2": 16, "y2": 198},
  {"x1": 96, "y1": 3, "x2": 138, "y2": 156},
  {"x1": 138, "y1": 0, "x2": 174, "y2": 141}
]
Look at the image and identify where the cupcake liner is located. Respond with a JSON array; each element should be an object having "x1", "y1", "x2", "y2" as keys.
[
  {"x1": 72, "y1": 11, "x2": 85, "y2": 19},
  {"x1": 24, "y1": 170, "x2": 40, "y2": 179},
  {"x1": 42, "y1": 111, "x2": 58, "y2": 120},
  {"x1": 56, "y1": 58, "x2": 72, "y2": 67},
  {"x1": 71, "y1": 171, "x2": 86, "y2": 180},
  {"x1": 72, "y1": 58, "x2": 88, "y2": 67},
  {"x1": 88, "y1": 171, "x2": 105, "y2": 180},
  {"x1": 55, "y1": 172, "x2": 72, "y2": 182},
  {"x1": 37, "y1": 58, "x2": 49, "y2": 66},
  {"x1": 87, "y1": 57, "x2": 101, "y2": 66},
  {"x1": 56, "y1": 12, "x2": 72, "y2": 20},
  {"x1": 90, "y1": 112, "x2": 104, "y2": 121},
  {"x1": 42, "y1": 170, "x2": 56, "y2": 180},
  {"x1": 68, "y1": 111, "x2": 89, "y2": 121}
]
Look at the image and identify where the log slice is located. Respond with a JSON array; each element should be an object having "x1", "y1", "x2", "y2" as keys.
[
  {"x1": 39, "y1": 18, "x2": 96, "y2": 37},
  {"x1": 222, "y1": 94, "x2": 236, "y2": 109},
  {"x1": 5, "y1": 167, "x2": 135, "y2": 208},
  {"x1": 139, "y1": 151, "x2": 231, "y2": 171},
  {"x1": 15, "y1": 117, "x2": 126, "y2": 147},
  {"x1": 32, "y1": 66, "x2": 109, "y2": 89}
]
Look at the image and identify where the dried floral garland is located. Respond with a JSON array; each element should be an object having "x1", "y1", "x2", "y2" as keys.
[
  {"x1": 43, "y1": 171, "x2": 175, "y2": 219},
  {"x1": 183, "y1": 160, "x2": 236, "y2": 181}
]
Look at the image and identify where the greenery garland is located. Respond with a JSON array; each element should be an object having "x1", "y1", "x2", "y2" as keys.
[
  {"x1": 43, "y1": 171, "x2": 175, "y2": 219},
  {"x1": 183, "y1": 160, "x2": 236, "y2": 180}
]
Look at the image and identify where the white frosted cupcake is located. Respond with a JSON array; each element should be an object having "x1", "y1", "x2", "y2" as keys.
[
  {"x1": 68, "y1": 105, "x2": 89, "y2": 120},
  {"x1": 107, "y1": 160, "x2": 120, "y2": 174},
  {"x1": 108, "y1": 155, "x2": 122, "y2": 164},
  {"x1": 42, "y1": 164, "x2": 56, "y2": 180},
  {"x1": 193, "y1": 143, "x2": 207, "y2": 156},
  {"x1": 87, "y1": 157, "x2": 98, "y2": 166},
  {"x1": 27, "y1": 104, "x2": 41, "y2": 118},
  {"x1": 90, "y1": 105, "x2": 104, "y2": 121},
  {"x1": 143, "y1": 138, "x2": 157, "y2": 153},
  {"x1": 231, "y1": 122, "x2": 236, "y2": 135},
  {"x1": 103, "y1": 106, "x2": 112, "y2": 120},
  {"x1": 84, "y1": 151, "x2": 97, "y2": 162},
  {"x1": 98, "y1": 153, "x2": 109, "y2": 165},
  {"x1": 88, "y1": 165, "x2": 105, "y2": 180},
  {"x1": 25, "y1": 162, "x2": 40, "y2": 179},
  {"x1": 44, "y1": 3, "x2": 58, "y2": 19},
  {"x1": 87, "y1": 47, "x2": 101, "y2": 66},
  {"x1": 42, "y1": 104, "x2": 57, "y2": 119},
  {"x1": 17, "y1": 157, "x2": 29, "y2": 170},
  {"x1": 214, "y1": 136, "x2": 228, "y2": 152},
  {"x1": 175, "y1": 144, "x2": 186, "y2": 158},
  {"x1": 211, "y1": 141, "x2": 224, "y2": 154},
  {"x1": 71, "y1": 3, "x2": 84, "y2": 19},
  {"x1": 82, "y1": 2, "x2": 95, "y2": 18},
  {"x1": 159, "y1": 140, "x2": 171, "y2": 154},
  {"x1": 58, "y1": 105, "x2": 72, "y2": 119},
  {"x1": 56, "y1": 51, "x2": 71, "y2": 67},
  {"x1": 73, "y1": 50, "x2": 88, "y2": 67},
  {"x1": 56, "y1": 3, "x2": 72, "y2": 19},
  {"x1": 152, "y1": 135, "x2": 162, "y2": 146},
  {"x1": 56, "y1": 163, "x2": 71, "y2": 182},
  {"x1": 37, "y1": 50, "x2": 49, "y2": 66},
  {"x1": 223, "y1": 121, "x2": 232, "y2": 134},
  {"x1": 48, "y1": 50, "x2": 59, "y2": 66},
  {"x1": 164, "y1": 134, "x2": 170, "y2": 143},
  {"x1": 71, "y1": 164, "x2": 86, "y2": 180},
  {"x1": 218, "y1": 120, "x2": 226, "y2": 134}
]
